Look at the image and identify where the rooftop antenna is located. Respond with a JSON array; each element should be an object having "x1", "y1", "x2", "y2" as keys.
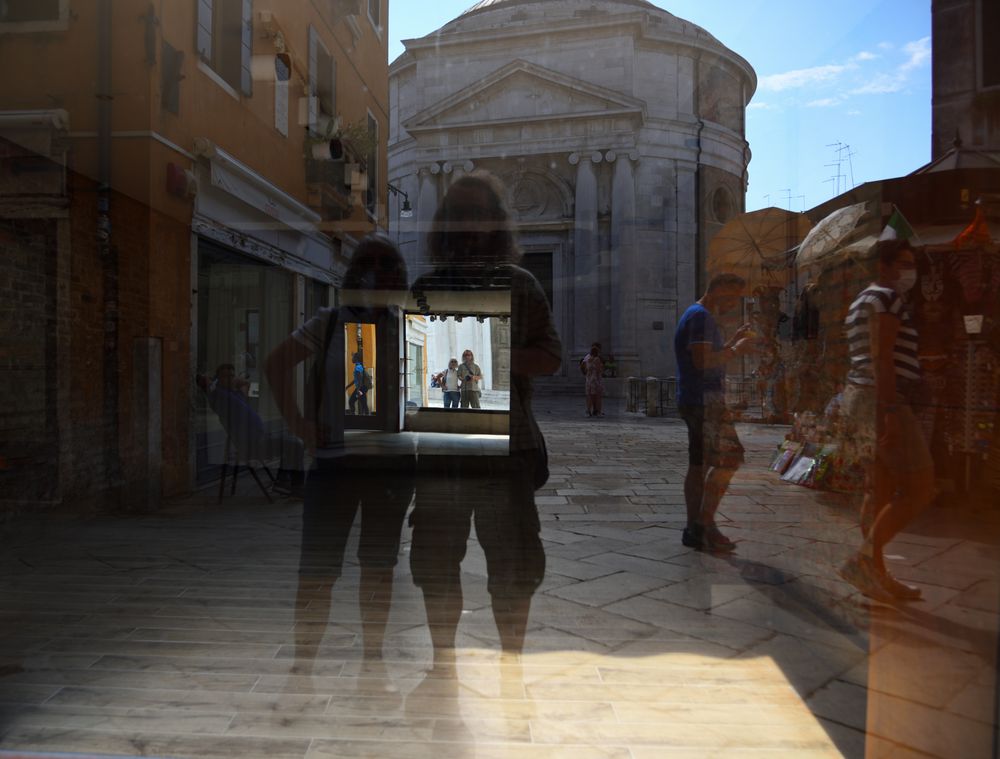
[
  {"x1": 826, "y1": 141, "x2": 846, "y2": 196},
  {"x1": 792, "y1": 194, "x2": 806, "y2": 212},
  {"x1": 779, "y1": 188, "x2": 792, "y2": 211},
  {"x1": 838, "y1": 144, "x2": 858, "y2": 189}
]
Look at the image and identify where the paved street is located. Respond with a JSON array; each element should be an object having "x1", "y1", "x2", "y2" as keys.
[{"x1": 0, "y1": 396, "x2": 997, "y2": 758}]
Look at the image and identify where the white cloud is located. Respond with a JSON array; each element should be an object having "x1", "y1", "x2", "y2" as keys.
[
  {"x1": 748, "y1": 101, "x2": 777, "y2": 111},
  {"x1": 901, "y1": 36, "x2": 931, "y2": 71},
  {"x1": 851, "y1": 73, "x2": 906, "y2": 95},
  {"x1": 877, "y1": 41, "x2": 894, "y2": 51},
  {"x1": 847, "y1": 110, "x2": 863, "y2": 116},
  {"x1": 758, "y1": 63, "x2": 852, "y2": 92},
  {"x1": 852, "y1": 51, "x2": 878, "y2": 62},
  {"x1": 849, "y1": 37, "x2": 931, "y2": 95},
  {"x1": 806, "y1": 97, "x2": 842, "y2": 108}
]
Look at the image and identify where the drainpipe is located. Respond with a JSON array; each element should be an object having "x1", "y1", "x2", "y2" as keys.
[
  {"x1": 694, "y1": 56, "x2": 705, "y2": 297},
  {"x1": 97, "y1": 0, "x2": 121, "y2": 501}
]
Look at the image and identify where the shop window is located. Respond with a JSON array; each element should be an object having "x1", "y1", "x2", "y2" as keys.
[
  {"x1": 405, "y1": 313, "x2": 511, "y2": 414},
  {"x1": 0, "y1": 0, "x2": 68, "y2": 31},
  {"x1": 196, "y1": 0, "x2": 253, "y2": 96},
  {"x1": 195, "y1": 242, "x2": 293, "y2": 484}
]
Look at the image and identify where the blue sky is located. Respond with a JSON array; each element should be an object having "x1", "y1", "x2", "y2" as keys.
[{"x1": 388, "y1": 0, "x2": 932, "y2": 213}]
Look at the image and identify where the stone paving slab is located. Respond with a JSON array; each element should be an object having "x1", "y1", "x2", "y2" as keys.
[{"x1": 0, "y1": 396, "x2": 996, "y2": 758}]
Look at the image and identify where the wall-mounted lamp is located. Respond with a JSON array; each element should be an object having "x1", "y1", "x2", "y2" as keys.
[{"x1": 387, "y1": 183, "x2": 413, "y2": 218}]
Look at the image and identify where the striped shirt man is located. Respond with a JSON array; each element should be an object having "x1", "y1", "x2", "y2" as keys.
[{"x1": 845, "y1": 283, "x2": 921, "y2": 386}]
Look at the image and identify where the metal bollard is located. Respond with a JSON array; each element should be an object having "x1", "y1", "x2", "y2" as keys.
[
  {"x1": 646, "y1": 377, "x2": 660, "y2": 417},
  {"x1": 626, "y1": 377, "x2": 638, "y2": 413}
]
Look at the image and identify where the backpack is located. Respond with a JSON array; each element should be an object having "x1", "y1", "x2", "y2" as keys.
[{"x1": 361, "y1": 369, "x2": 373, "y2": 391}]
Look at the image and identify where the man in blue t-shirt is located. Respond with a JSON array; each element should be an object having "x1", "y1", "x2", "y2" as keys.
[{"x1": 673, "y1": 273, "x2": 756, "y2": 551}]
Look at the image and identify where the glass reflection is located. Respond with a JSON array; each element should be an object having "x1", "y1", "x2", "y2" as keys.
[{"x1": 0, "y1": 1, "x2": 997, "y2": 757}]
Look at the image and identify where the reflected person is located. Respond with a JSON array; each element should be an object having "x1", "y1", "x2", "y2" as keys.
[
  {"x1": 408, "y1": 172, "x2": 562, "y2": 679},
  {"x1": 838, "y1": 239, "x2": 934, "y2": 602},
  {"x1": 673, "y1": 273, "x2": 758, "y2": 552},
  {"x1": 265, "y1": 235, "x2": 414, "y2": 676}
]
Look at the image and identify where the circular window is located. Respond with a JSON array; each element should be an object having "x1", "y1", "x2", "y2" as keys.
[{"x1": 712, "y1": 187, "x2": 735, "y2": 223}]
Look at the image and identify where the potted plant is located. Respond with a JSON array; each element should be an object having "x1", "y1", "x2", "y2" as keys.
[{"x1": 305, "y1": 116, "x2": 377, "y2": 163}]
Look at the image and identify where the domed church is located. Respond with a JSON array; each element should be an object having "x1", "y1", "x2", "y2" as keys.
[{"x1": 389, "y1": 0, "x2": 755, "y2": 379}]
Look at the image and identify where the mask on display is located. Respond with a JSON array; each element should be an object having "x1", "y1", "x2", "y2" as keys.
[{"x1": 895, "y1": 269, "x2": 917, "y2": 293}]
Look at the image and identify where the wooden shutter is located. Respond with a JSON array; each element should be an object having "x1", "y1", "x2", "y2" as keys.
[
  {"x1": 240, "y1": 0, "x2": 253, "y2": 96},
  {"x1": 195, "y1": 0, "x2": 213, "y2": 62}
]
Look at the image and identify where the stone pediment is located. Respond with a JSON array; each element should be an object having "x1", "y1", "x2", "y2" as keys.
[{"x1": 404, "y1": 60, "x2": 646, "y2": 132}]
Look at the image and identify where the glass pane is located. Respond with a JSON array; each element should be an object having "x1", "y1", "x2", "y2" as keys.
[{"x1": 344, "y1": 321, "x2": 377, "y2": 416}]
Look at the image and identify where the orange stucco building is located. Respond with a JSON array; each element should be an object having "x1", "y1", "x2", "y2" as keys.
[{"x1": 0, "y1": 0, "x2": 389, "y2": 509}]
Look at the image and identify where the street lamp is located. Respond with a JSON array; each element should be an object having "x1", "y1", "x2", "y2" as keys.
[{"x1": 387, "y1": 183, "x2": 413, "y2": 218}]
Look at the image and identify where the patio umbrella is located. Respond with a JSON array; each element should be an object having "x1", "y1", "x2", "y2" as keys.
[
  {"x1": 796, "y1": 201, "x2": 870, "y2": 269},
  {"x1": 706, "y1": 207, "x2": 812, "y2": 289}
]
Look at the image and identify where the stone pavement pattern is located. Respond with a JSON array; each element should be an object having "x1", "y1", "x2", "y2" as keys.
[{"x1": 0, "y1": 398, "x2": 996, "y2": 758}]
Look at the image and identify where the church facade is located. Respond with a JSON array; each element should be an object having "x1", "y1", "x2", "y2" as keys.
[{"x1": 389, "y1": 0, "x2": 756, "y2": 379}]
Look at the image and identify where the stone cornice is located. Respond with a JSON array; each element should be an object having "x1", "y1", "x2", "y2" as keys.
[{"x1": 393, "y1": 12, "x2": 755, "y2": 98}]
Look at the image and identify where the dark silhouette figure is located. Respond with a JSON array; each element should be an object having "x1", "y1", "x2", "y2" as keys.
[
  {"x1": 408, "y1": 172, "x2": 562, "y2": 686},
  {"x1": 265, "y1": 235, "x2": 413, "y2": 677}
]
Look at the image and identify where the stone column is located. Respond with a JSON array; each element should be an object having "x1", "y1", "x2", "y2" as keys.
[
  {"x1": 608, "y1": 150, "x2": 639, "y2": 377},
  {"x1": 443, "y1": 159, "x2": 474, "y2": 187},
  {"x1": 416, "y1": 163, "x2": 441, "y2": 267},
  {"x1": 569, "y1": 150, "x2": 602, "y2": 357}
]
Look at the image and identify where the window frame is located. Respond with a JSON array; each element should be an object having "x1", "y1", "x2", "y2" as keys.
[
  {"x1": 367, "y1": 0, "x2": 383, "y2": 38},
  {"x1": 0, "y1": 0, "x2": 69, "y2": 33},
  {"x1": 365, "y1": 109, "x2": 379, "y2": 220},
  {"x1": 977, "y1": 0, "x2": 1000, "y2": 92},
  {"x1": 307, "y1": 26, "x2": 338, "y2": 136},
  {"x1": 195, "y1": 0, "x2": 253, "y2": 98}
]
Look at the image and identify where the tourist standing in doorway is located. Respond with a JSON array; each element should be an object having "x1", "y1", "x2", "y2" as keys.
[{"x1": 673, "y1": 273, "x2": 757, "y2": 552}]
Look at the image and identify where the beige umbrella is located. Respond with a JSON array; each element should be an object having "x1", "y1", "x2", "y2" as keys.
[
  {"x1": 707, "y1": 207, "x2": 812, "y2": 289},
  {"x1": 796, "y1": 201, "x2": 870, "y2": 269}
]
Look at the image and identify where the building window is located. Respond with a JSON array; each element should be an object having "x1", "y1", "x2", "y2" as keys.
[
  {"x1": 161, "y1": 41, "x2": 185, "y2": 115},
  {"x1": 368, "y1": 0, "x2": 381, "y2": 31},
  {"x1": 981, "y1": 0, "x2": 1000, "y2": 89},
  {"x1": 366, "y1": 112, "x2": 378, "y2": 217},
  {"x1": 196, "y1": 0, "x2": 253, "y2": 96},
  {"x1": 308, "y1": 27, "x2": 337, "y2": 135},
  {"x1": 274, "y1": 53, "x2": 290, "y2": 136},
  {"x1": 0, "y1": 0, "x2": 68, "y2": 31}
]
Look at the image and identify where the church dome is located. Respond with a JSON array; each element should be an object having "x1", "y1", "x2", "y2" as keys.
[
  {"x1": 434, "y1": 0, "x2": 732, "y2": 56},
  {"x1": 460, "y1": 0, "x2": 656, "y2": 16}
]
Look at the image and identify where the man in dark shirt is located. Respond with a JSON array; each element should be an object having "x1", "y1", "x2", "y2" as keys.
[{"x1": 673, "y1": 274, "x2": 756, "y2": 551}]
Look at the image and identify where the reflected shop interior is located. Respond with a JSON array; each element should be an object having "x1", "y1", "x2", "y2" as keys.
[{"x1": 0, "y1": 1, "x2": 999, "y2": 758}]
